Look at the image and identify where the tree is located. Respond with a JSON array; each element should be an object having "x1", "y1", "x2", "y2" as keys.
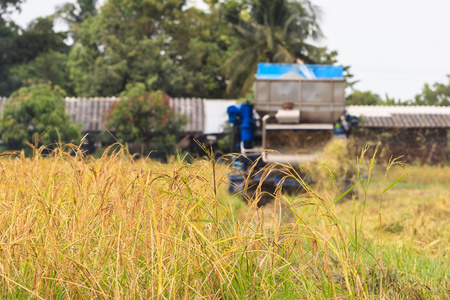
[
  {"x1": 0, "y1": 20, "x2": 20, "y2": 95},
  {"x1": 222, "y1": 0, "x2": 336, "y2": 94},
  {"x1": 346, "y1": 90, "x2": 385, "y2": 106},
  {"x1": 55, "y1": 0, "x2": 97, "y2": 26},
  {"x1": 0, "y1": 17, "x2": 69, "y2": 96},
  {"x1": 0, "y1": 0, "x2": 23, "y2": 16},
  {"x1": 107, "y1": 83, "x2": 186, "y2": 155},
  {"x1": 413, "y1": 76, "x2": 450, "y2": 106},
  {"x1": 0, "y1": 83, "x2": 81, "y2": 151},
  {"x1": 0, "y1": 0, "x2": 70, "y2": 96},
  {"x1": 54, "y1": 0, "x2": 98, "y2": 41},
  {"x1": 13, "y1": 18, "x2": 68, "y2": 62},
  {"x1": 68, "y1": 0, "x2": 234, "y2": 98},
  {"x1": 9, "y1": 51, "x2": 74, "y2": 95}
]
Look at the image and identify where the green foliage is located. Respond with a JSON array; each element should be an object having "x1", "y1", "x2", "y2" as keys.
[
  {"x1": 347, "y1": 80, "x2": 450, "y2": 106},
  {"x1": 0, "y1": 18, "x2": 69, "y2": 96},
  {"x1": 0, "y1": 83, "x2": 81, "y2": 151},
  {"x1": 9, "y1": 51, "x2": 74, "y2": 95},
  {"x1": 68, "y1": 0, "x2": 235, "y2": 98},
  {"x1": 222, "y1": 0, "x2": 337, "y2": 95},
  {"x1": 384, "y1": 94, "x2": 403, "y2": 106},
  {"x1": 346, "y1": 89, "x2": 384, "y2": 106},
  {"x1": 0, "y1": 20, "x2": 20, "y2": 95},
  {"x1": 344, "y1": 65, "x2": 358, "y2": 88},
  {"x1": 107, "y1": 83, "x2": 186, "y2": 155},
  {"x1": 413, "y1": 75, "x2": 450, "y2": 106},
  {"x1": 347, "y1": 90, "x2": 408, "y2": 106},
  {"x1": 0, "y1": 0, "x2": 23, "y2": 16},
  {"x1": 1, "y1": 0, "x2": 344, "y2": 100},
  {"x1": 14, "y1": 18, "x2": 68, "y2": 62},
  {"x1": 1, "y1": 0, "x2": 342, "y2": 100},
  {"x1": 54, "y1": 0, "x2": 98, "y2": 42},
  {"x1": 55, "y1": 0, "x2": 97, "y2": 26}
]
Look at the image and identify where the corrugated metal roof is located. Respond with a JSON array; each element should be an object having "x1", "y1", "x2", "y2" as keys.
[
  {"x1": 170, "y1": 98, "x2": 205, "y2": 134},
  {"x1": 65, "y1": 97, "x2": 118, "y2": 132},
  {"x1": 66, "y1": 97, "x2": 205, "y2": 133},
  {"x1": 347, "y1": 105, "x2": 450, "y2": 116},
  {"x1": 347, "y1": 105, "x2": 450, "y2": 128}
]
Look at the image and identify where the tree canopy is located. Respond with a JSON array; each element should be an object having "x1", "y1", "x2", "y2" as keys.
[
  {"x1": 107, "y1": 83, "x2": 186, "y2": 155},
  {"x1": 0, "y1": 0, "x2": 342, "y2": 99},
  {"x1": 0, "y1": 17, "x2": 70, "y2": 95},
  {"x1": 67, "y1": 0, "x2": 237, "y2": 98},
  {"x1": 346, "y1": 90, "x2": 384, "y2": 106},
  {"x1": 2, "y1": 0, "x2": 448, "y2": 107},
  {"x1": 0, "y1": 0, "x2": 23, "y2": 16},
  {"x1": 222, "y1": 0, "x2": 337, "y2": 94},
  {"x1": 0, "y1": 83, "x2": 81, "y2": 151},
  {"x1": 54, "y1": 0, "x2": 98, "y2": 41},
  {"x1": 413, "y1": 76, "x2": 450, "y2": 106}
]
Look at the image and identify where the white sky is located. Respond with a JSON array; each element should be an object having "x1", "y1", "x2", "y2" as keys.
[
  {"x1": 8, "y1": 0, "x2": 450, "y2": 101},
  {"x1": 313, "y1": 0, "x2": 450, "y2": 101}
]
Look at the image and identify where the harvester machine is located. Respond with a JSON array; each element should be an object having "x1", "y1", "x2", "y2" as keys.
[{"x1": 227, "y1": 63, "x2": 357, "y2": 204}]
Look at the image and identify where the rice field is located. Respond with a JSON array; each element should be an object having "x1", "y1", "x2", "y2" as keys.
[{"x1": 0, "y1": 144, "x2": 448, "y2": 299}]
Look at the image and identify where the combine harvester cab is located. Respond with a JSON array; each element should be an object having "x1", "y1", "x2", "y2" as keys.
[{"x1": 227, "y1": 63, "x2": 357, "y2": 204}]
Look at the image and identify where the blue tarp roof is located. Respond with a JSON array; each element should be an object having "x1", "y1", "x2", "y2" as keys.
[{"x1": 256, "y1": 63, "x2": 344, "y2": 79}]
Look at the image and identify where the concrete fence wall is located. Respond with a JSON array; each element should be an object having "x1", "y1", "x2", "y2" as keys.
[
  {"x1": 0, "y1": 96, "x2": 206, "y2": 134},
  {"x1": 2, "y1": 95, "x2": 449, "y2": 135}
]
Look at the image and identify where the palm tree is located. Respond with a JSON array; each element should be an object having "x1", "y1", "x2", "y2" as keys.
[{"x1": 223, "y1": 0, "x2": 329, "y2": 95}]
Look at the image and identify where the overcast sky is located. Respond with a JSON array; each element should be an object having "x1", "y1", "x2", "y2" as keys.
[{"x1": 8, "y1": 0, "x2": 450, "y2": 101}]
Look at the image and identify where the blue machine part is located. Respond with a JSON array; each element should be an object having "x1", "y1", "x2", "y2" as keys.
[
  {"x1": 227, "y1": 105, "x2": 241, "y2": 124},
  {"x1": 333, "y1": 125, "x2": 345, "y2": 135},
  {"x1": 256, "y1": 63, "x2": 344, "y2": 79},
  {"x1": 240, "y1": 103, "x2": 253, "y2": 142},
  {"x1": 227, "y1": 102, "x2": 254, "y2": 143}
]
